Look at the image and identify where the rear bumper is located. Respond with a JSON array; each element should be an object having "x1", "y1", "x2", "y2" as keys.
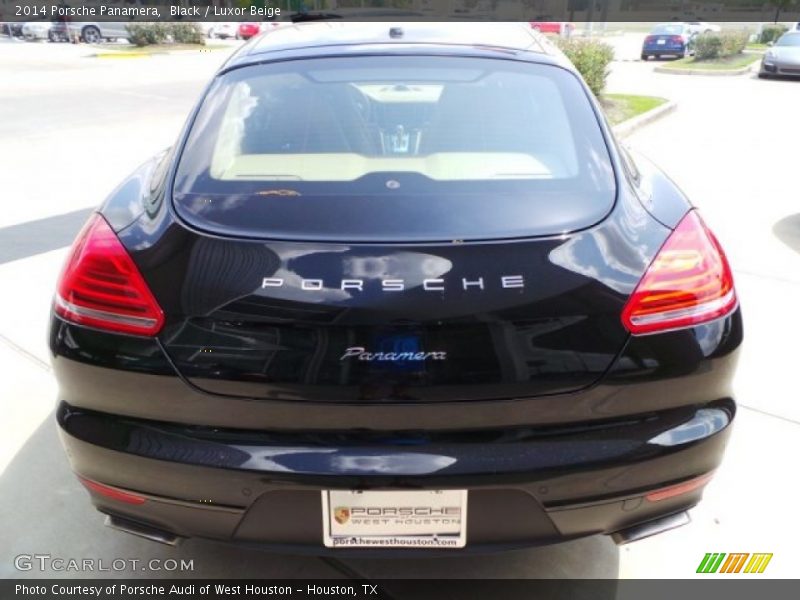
[
  {"x1": 643, "y1": 46, "x2": 686, "y2": 56},
  {"x1": 58, "y1": 400, "x2": 734, "y2": 554},
  {"x1": 51, "y1": 308, "x2": 742, "y2": 552}
]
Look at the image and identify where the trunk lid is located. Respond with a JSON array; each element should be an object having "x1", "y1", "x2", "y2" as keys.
[{"x1": 150, "y1": 226, "x2": 644, "y2": 404}]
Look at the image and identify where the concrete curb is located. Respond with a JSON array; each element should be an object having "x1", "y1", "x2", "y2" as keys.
[
  {"x1": 613, "y1": 100, "x2": 677, "y2": 139},
  {"x1": 654, "y1": 61, "x2": 759, "y2": 76}
]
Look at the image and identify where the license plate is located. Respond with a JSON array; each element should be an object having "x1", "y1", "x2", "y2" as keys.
[
  {"x1": 322, "y1": 490, "x2": 467, "y2": 548},
  {"x1": 657, "y1": 39, "x2": 666, "y2": 44}
]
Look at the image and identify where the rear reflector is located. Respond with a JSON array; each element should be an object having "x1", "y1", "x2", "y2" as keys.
[
  {"x1": 54, "y1": 214, "x2": 164, "y2": 336},
  {"x1": 645, "y1": 472, "x2": 714, "y2": 502},
  {"x1": 78, "y1": 476, "x2": 147, "y2": 505},
  {"x1": 621, "y1": 210, "x2": 736, "y2": 335}
]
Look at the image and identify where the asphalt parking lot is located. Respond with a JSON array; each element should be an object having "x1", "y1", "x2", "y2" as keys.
[{"x1": 1, "y1": 32, "x2": 799, "y2": 580}]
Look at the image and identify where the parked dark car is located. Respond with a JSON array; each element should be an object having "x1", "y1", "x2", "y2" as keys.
[
  {"x1": 1, "y1": 21, "x2": 25, "y2": 37},
  {"x1": 642, "y1": 23, "x2": 697, "y2": 60},
  {"x1": 52, "y1": 23, "x2": 741, "y2": 554}
]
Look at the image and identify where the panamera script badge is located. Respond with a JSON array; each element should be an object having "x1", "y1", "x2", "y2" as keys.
[{"x1": 340, "y1": 347, "x2": 446, "y2": 362}]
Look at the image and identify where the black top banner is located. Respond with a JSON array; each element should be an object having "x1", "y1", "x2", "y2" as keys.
[{"x1": 2, "y1": 0, "x2": 799, "y2": 23}]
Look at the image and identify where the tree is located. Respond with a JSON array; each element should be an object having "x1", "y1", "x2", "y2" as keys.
[{"x1": 771, "y1": 0, "x2": 799, "y2": 23}]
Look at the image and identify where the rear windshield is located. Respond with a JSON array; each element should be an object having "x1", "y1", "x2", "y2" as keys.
[
  {"x1": 173, "y1": 55, "x2": 615, "y2": 242},
  {"x1": 651, "y1": 24, "x2": 685, "y2": 35}
]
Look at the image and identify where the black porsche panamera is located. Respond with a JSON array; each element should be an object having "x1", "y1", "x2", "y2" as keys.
[{"x1": 50, "y1": 23, "x2": 741, "y2": 553}]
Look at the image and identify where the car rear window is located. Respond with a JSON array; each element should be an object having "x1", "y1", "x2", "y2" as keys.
[
  {"x1": 173, "y1": 55, "x2": 616, "y2": 242},
  {"x1": 651, "y1": 24, "x2": 685, "y2": 35}
]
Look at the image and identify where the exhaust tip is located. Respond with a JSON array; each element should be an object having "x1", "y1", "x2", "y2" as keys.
[
  {"x1": 612, "y1": 510, "x2": 691, "y2": 545},
  {"x1": 104, "y1": 514, "x2": 182, "y2": 547}
]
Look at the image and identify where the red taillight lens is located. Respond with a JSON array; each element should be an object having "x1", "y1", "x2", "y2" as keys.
[
  {"x1": 645, "y1": 472, "x2": 714, "y2": 502},
  {"x1": 621, "y1": 211, "x2": 736, "y2": 335},
  {"x1": 645, "y1": 35, "x2": 656, "y2": 43},
  {"x1": 671, "y1": 35, "x2": 684, "y2": 43},
  {"x1": 78, "y1": 476, "x2": 147, "y2": 505},
  {"x1": 54, "y1": 214, "x2": 164, "y2": 336}
]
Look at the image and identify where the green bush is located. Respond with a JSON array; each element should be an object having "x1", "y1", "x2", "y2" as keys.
[
  {"x1": 168, "y1": 23, "x2": 205, "y2": 45},
  {"x1": 694, "y1": 31, "x2": 748, "y2": 60},
  {"x1": 125, "y1": 23, "x2": 169, "y2": 47},
  {"x1": 555, "y1": 39, "x2": 614, "y2": 97},
  {"x1": 125, "y1": 22, "x2": 205, "y2": 47},
  {"x1": 759, "y1": 24, "x2": 788, "y2": 44},
  {"x1": 720, "y1": 30, "x2": 748, "y2": 56},
  {"x1": 694, "y1": 33, "x2": 722, "y2": 59}
]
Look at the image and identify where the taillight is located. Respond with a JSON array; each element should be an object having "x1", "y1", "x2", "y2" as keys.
[
  {"x1": 54, "y1": 214, "x2": 164, "y2": 336},
  {"x1": 645, "y1": 35, "x2": 656, "y2": 43},
  {"x1": 78, "y1": 476, "x2": 147, "y2": 505},
  {"x1": 645, "y1": 472, "x2": 714, "y2": 502},
  {"x1": 670, "y1": 35, "x2": 684, "y2": 43},
  {"x1": 621, "y1": 210, "x2": 736, "y2": 335}
]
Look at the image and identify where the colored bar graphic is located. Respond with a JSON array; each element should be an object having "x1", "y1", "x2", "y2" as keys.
[{"x1": 698, "y1": 552, "x2": 772, "y2": 574}]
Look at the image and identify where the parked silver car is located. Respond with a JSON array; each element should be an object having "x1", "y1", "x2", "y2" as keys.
[
  {"x1": 686, "y1": 21, "x2": 721, "y2": 35},
  {"x1": 67, "y1": 21, "x2": 132, "y2": 44},
  {"x1": 200, "y1": 22, "x2": 238, "y2": 39},
  {"x1": 21, "y1": 20, "x2": 52, "y2": 41},
  {"x1": 759, "y1": 31, "x2": 800, "y2": 78}
]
